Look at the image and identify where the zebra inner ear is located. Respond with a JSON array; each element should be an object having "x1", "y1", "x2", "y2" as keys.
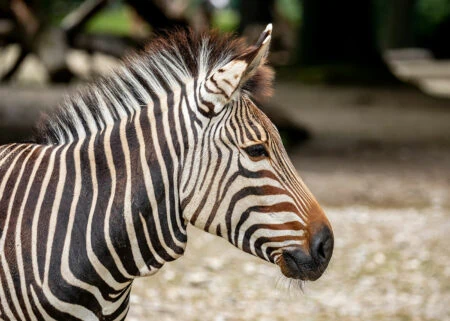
[{"x1": 199, "y1": 24, "x2": 272, "y2": 115}]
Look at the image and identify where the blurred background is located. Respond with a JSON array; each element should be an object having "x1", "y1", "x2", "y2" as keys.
[{"x1": 0, "y1": 0, "x2": 449, "y2": 320}]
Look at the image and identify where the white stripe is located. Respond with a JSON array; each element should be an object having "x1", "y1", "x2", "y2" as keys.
[
  {"x1": 138, "y1": 212, "x2": 164, "y2": 269},
  {"x1": 0, "y1": 273, "x2": 16, "y2": 320},
  {"x1": 41, "y1": 143, "x2": 97, "y2": 320},
  {"x1": 85, "y1": 134, "x2": 131, "y2": 292},
  {"x1": 0, "y1": 144, "x2": 22, "y2": 168},
  {"x1": 133, "y1": 109, "x2": 166, "y2": 266},
  {"x1": 30, "y1": 284, "x2": 57, "y2": 321},
  {"x1": 0, "y1": 145, "x2": 33, "y2": 321},
  {"x1": 15, "y1": 145, "x2": 49, "y2": 319},
  {"x1": 119, "y1": 118, "x2": 152, "y2": 275},
  {"x1": 103, "y1": 125, "x2": 134, "y2": 279},
  {"x1": 143, "y1": 102, "x2": 182, "y2": 259},
  {"x1": 60, "y1": 139, "x2": 125, "y2": 310},
  {"x1": 0, "y1": 143, "x2": 15, "y2": 160},
  {"x1": 31, "y1": 145, "x2": 62, "y2": 287},
  {"x1": 157, "y1": 89, "x2": 186, "y2": 247}
]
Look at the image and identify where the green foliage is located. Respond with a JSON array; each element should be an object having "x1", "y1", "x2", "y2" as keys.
[
  {"x1": 415, "y1": 0, "x2": 450, "y2": 36},
  {"x1": 211, "y1": 0, "x2": 303, "y2": 32},
  {"x1": 276, "y1": 0, "x2": 302, "y2": 26},
  {"x1": 85, "y1": 5, "x2": 131, "y2": 35},
  {"x1": 211, "y1": 9, "x2": 240, "y2": 31},
  {"x1": 42, "y1": 0, "x2": 84, "y2": 25}
]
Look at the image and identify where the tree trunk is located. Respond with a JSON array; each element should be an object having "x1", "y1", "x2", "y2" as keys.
[
  {"x1": 300, "y1": 0, "x2": 378, "y2": 66},
  {"x1": 298, "y1": 0, "x2": 400, "y2": 84},
  {"x1": 382, "y1": 0, "x2": 416, "y2": 50},
  {"x1": 238, "y1": 0, "x2": 274, "y2": 34}
]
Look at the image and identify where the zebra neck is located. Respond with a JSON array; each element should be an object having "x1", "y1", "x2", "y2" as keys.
[
  {"x1": 83, "y1": 105, "x2": 190, "y2": 278},
  {"x1": 37, "y1": 80, "x2": 198, "y2": 282}
]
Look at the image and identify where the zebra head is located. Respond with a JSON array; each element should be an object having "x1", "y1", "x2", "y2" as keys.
[{"x1": 182, "y1": 25, "x2": 333, "y2": 281}]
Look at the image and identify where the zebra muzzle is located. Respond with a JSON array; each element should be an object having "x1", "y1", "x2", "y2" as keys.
[{"x1": 278, "y1": 225, "x2": 333, "y2": 281}]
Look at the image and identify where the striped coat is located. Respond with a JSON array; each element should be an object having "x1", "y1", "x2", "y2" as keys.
[{"x1": 0, "y1": 25, "x2": 333, "y2": 320}]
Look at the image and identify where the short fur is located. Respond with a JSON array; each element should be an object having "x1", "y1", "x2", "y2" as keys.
[{"x1": 34, "y1": 29, "x2": 274, "y2": 145}]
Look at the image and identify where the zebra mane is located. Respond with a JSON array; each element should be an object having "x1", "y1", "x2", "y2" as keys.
[{"x1": 34, "y1": 29, "x2": 274, "y2": 145}]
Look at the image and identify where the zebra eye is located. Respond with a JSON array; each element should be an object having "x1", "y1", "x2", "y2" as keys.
[{"x1": 244, "y1": 144, "x2": 269, "y2": 159}]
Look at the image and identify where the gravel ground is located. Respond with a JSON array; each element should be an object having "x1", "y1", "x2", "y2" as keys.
[{"x1": 128, "y1": 207, "x2": 449, "y2": 321}]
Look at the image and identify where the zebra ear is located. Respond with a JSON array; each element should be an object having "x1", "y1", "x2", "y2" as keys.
[
  {"x1": 200, "y1": 24, "x2": 272, "y2": 115},
  {"x1": 239, "y1": 23, "x2": 273, "y2": 82}
]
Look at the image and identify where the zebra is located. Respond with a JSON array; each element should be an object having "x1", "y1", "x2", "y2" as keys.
[{"x1": 0, "y1": 24, "x2": 333, "y2": 320}]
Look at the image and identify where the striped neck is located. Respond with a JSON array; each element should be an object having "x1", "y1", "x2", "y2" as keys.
[{"x1": 72, "y1": 99, "x2": 192, "y2": 279}]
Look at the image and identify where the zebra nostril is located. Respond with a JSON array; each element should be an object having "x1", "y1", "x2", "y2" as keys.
[
  {"x1": 310, "y1": 225, "x2": 333, "y2": 265},
  {"x1": 317, "y1": 241, "x2": 326, "y2": 260}
]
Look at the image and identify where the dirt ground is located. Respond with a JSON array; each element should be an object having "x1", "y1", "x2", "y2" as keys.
[{"x1": 0, "y1": 83, "x2": 449, "y2": 320}]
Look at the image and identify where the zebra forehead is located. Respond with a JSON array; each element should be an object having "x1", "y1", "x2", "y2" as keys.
[
  {"x1": 247, "y1": 100, "x2": 281, "y2": 141},
  {"x1": 33, "y1": 29, "x2": 274, "y2": 145},
  {"x1": 224, "y1": 98, "x2": 277, "y2": 143}
]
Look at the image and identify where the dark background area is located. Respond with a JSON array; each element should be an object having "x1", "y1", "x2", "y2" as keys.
[{"x1": 2, "y1": 0, "x2": 450, "y2": 143}]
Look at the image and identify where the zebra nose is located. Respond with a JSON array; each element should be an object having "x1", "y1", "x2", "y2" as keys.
[
  {"x1": 278, "y1": 224, "x2": 333, "y2": 281},
  {"x1": 310, "y1": 224, "x2": 333, "y2": 267}
]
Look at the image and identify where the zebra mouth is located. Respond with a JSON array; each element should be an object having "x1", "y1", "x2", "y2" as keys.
[
  {"x1": 276, "y1": 246, "x2": 331, "y2": 281},
  {"x1": 277, "y1": 249, "x2": 320, "y2": 281}
]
